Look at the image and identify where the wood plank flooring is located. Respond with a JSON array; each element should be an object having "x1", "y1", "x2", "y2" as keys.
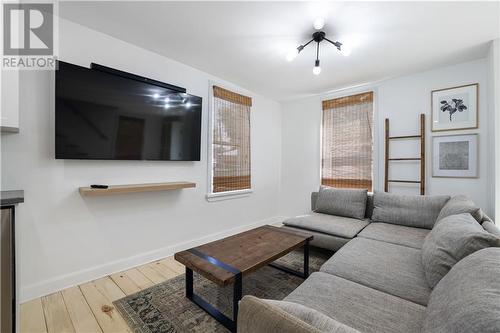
[{"x1": 20, "y1": 257, "x2": 184, "y2": 333}]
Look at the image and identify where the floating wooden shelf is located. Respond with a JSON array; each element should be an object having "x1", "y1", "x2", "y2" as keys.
[{"x1": 79, "y1": 182, "x2": 196, "y2": 196}]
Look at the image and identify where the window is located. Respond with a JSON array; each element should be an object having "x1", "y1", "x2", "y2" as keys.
[
  {"x1": 321, "y1": 92, "x2": 374, "y2": 191},
  {"x1": 210, "y1": 85, "x2": 252, "y2": 194}
]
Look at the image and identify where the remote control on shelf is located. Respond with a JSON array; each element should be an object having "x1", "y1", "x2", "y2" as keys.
[{"x1": 90, "y1": 184, "x2": 109, "y2": 189}]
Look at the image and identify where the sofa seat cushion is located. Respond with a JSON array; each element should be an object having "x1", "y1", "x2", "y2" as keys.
[
  {"x1": 422, "y1": 248, "x2": 500, "y2": 333},
  {"x1": 320, "y1": 238, "x2": 431, "y2": 305},
  {"x1": 357, "y1": 222, "x2": 430, "y2": 249},
  {"x1": 371, "y1": 191, "x2": 450, "y2": 229},
  {"x1": 283, "y1": 213, "x2": 369, "y2": 239},
  {"x1": 281, "y1": 226, "x2": 350, "y2": 251},
  {"x1": 284, "y1": 272, "x2": 425, "y2": 333},
  {"x1": 421, "y1": 213, "x2": 500, "y2": 289}
]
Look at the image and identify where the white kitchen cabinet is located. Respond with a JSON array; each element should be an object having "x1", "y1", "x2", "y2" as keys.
[{"x1": 0, "y1": 70, "x2": 20, "y2": 133}]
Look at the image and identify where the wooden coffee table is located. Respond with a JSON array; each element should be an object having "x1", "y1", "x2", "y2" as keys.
[{"x1": 174, "y1": 225, "x2": 313, "y2": 332}]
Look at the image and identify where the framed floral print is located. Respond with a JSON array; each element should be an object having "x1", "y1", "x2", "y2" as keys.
[
  {"x1": 431, "y1": 83, "x2": 478, "y2": 132},
  {"x1": 432, "y1": 134, "x2": 477, "y2": 178}
]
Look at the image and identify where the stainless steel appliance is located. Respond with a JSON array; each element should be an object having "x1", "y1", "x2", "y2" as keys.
[
  {"x1": 1, "y1": 191, "x2": 23, "y2": 333},
  {"x1": 1, "y1": 207, "x2": 14, "y2": 332}
]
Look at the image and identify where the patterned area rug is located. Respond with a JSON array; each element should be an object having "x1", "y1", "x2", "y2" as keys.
[{"x1": 114, "y1": 248, "x2": 331, "y2": 333}]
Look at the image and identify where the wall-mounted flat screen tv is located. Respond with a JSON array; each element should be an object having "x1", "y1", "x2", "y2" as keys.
[{"x1": 55, "y1": 61, "x2": 202, "y2": 161}]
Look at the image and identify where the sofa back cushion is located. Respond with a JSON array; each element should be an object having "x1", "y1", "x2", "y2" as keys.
[
  {"x1": 421, "y1": 213, "x2": 500, "y2": 288},
  {"x1": 371, "y1": 192, "x2": 450, "y2": 229},
  {"x1": 422, "y1": 247, "x2": 500, "y2": 333},
  {"x1": 314, "y1": 186, "x2": 367, "y2": 220},
  {"x1": 311, "y1": 191, "x2": 373, "y2": 219},
  {"x1": 436, "y1": 194, "x2": 482, "y2": 223}
]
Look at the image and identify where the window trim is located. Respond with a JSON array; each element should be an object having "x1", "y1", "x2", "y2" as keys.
[
  {"x1": 206, "y1": 81, "x2": 253, "y2": 201},
  {"x1": 205, "y1": 189, "x2": 253, "y2": 201},
  {"x1": 319, "y1": 88, "x2": 378, "y2": 191}
]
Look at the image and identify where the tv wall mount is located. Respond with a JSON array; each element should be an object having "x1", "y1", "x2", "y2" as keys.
[{"x1": 90, "y1": 63, "x2": 186, "y2": 93}]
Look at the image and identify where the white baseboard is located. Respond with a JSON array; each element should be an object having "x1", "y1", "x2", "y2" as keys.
[{"x1": 20, "y1": 216, "x2": 286, "y2": 303}]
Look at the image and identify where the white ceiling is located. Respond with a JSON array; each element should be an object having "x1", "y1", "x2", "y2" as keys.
[{"x1": 59, "y1": 1, "x2": 499, "y2": 101}]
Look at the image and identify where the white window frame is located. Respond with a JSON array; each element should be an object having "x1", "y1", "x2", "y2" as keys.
[{"x1": 206, "y1": 81, "x2": 253, "y2": 201}]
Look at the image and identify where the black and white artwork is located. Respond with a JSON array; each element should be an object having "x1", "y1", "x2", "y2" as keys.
[
  {"x1": 433, "y1": 134, "x2": 477, "y2": 178},
  {"x1": 440, "y1": 99, "x2": 467, "y2": 122},
  {"x1": 431, "y1": 84, "x2": 478, "y2": 132}
]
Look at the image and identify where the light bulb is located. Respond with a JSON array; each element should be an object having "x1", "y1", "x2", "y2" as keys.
[
  {"x1": 313, "y1": 18, "x2": 325, "y2": 30},
  {"x1": 340, "y1": 44, "x2": 351, "y2": 57},
  {"x1": 286, "y1": 49, "x2": 298, "y2": 62},
  {"x1": 164, "y1": 104, "x2": 170, "y2": 109},
  {"x1": 313, "y1": 59, "x2": 321, "y2": 75},
  {"x1": 164, "y1": 97, "x2": 170, "y2": 103},
  {"x1": 153, "y1": 93, "x2": 159, "y2": 99},
  {"x1": 185, "y1": 102, "x2": 192, "y2": 108}
]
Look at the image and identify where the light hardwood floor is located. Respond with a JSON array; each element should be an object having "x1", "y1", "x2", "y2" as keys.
[{"x1": 20, "y1": 256, "x2": 185, "y2": 333}]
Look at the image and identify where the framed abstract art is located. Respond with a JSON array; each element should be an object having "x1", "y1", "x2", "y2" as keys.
[
  {"x1": 432, "y1": 134, "x2": 477, "y2": 178},
  {"x1": 431, "y1": 83, "x2": 478, "y2": 132}
]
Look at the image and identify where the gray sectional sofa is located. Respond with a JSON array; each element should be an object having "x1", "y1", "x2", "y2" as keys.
[{"x1": 238, "y1": 187, "x2": 500, "y2": 333}]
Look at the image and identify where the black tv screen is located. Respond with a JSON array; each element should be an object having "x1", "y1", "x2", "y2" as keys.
[{"x1": 55, "y1": 61, "x2": 202, "y2": 161}]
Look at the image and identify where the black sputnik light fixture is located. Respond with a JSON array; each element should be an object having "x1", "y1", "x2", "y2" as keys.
[{"x1": 287, "y1": 18, "x2": 351, "y2": 75}]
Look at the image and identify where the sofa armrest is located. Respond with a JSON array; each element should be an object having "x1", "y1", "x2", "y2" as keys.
[
  {"x1": 238, "y1": 296, "x2": 360, "y2": 333},
  {"x1": 479, "y1": 209, "x2": 494, "y2": 224},
  {"x1": 238, "y1": 296, "x2": 322, "y2": 333},
  {"x1": 311, "y1": 192, "x2": 319, "y2": 211}
]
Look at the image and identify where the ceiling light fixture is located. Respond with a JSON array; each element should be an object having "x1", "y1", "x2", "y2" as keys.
[{"x1": 288, "y1": 19, "x2": 349, "y2": 75}]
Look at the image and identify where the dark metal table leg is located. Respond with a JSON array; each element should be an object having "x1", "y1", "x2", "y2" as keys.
[
  {"x1": 268, "y1": 241, "x2": 311, "y2": 279},
  {"x1": 186, "y1": 267, "x2": 193, "y2": 299},
  {"x1": 304, "y1": 240, "x2": 310, "y2": 278},
  {"x1": 183, "y1": 250, "x2": 242, "y2": 332},
  {"x1": 233, "y1": 273, "x2": 243, "y2": 326}
]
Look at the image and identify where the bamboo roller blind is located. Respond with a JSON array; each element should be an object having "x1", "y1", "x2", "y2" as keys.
[
  {"x1": 321, "y1": 92, "x2": 374, "y2": 191},
  {"x1": 212, "y1": 86, "x2": 252, "y2": 193}
]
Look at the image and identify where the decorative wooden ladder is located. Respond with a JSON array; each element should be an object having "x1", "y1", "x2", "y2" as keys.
[{"x1": 384, "y1": 113, "x2": 426, "y2": 195}]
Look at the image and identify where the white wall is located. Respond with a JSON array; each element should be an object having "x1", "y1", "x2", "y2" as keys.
[
  {"x1": 1, "y1": 19, "x2": 282, "y2": 302},
  {"x1": 280, "y1": 58, "x2": 493, "y2": 218},
  {"x1": 489, "y1": 39, "x2": 500, "y2": 222}
]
